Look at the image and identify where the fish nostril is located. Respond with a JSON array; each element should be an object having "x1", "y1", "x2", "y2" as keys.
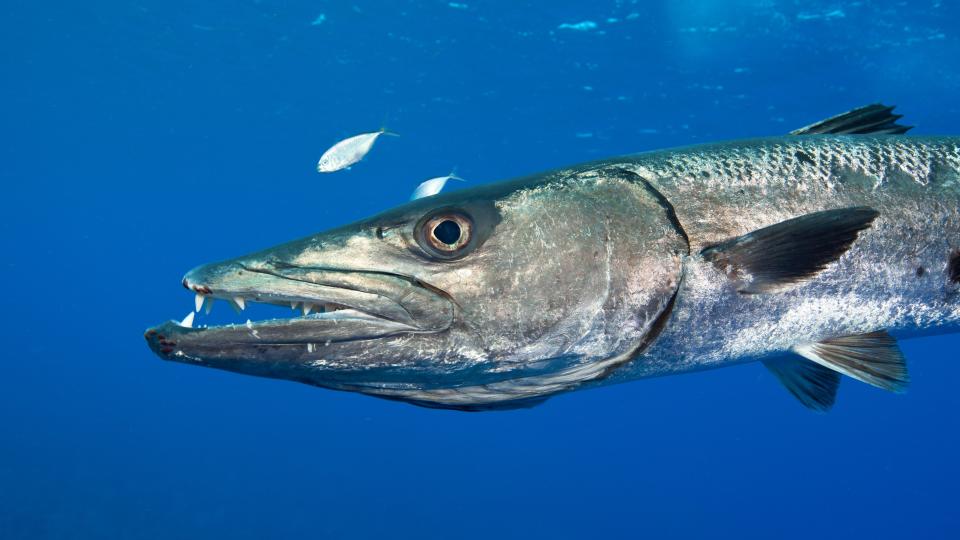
[{"x1": 182, "y1": 278, "x2": 212, "y2": 295}]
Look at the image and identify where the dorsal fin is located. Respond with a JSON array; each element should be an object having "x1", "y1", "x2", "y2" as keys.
[
  {"x1": 790, "y1": 103, "x2": 913, "y2": 135},
  {"x1": 764, "y1": 357, "x2": 841, "y2": 412},
  {"x1": 701, "y1": 207, "x2": 879, "y2": 294},
  {"x1": 793, "y1": 331, "x2": 909, "y2": 392}
]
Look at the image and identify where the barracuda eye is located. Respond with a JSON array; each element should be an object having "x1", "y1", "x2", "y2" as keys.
[{"x1": 415, "y1": 210, "x2": 475, "y2": 260}]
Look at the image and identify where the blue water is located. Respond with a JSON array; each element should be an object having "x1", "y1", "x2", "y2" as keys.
[{"x1": 3, "y1": 1, "x2": 960, "y2": 538}]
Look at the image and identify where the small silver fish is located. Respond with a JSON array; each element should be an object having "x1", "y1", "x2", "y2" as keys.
[
  {"x1": 316, "y1": 129, "x2": 396, "y2": 173},
  {"x1": 410, "y1": 173, "x2": 464, "y2": 200}
]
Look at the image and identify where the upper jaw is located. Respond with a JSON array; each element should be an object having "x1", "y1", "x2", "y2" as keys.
[{"x1": 182, "y1": 259, "x2": 454, "y2": 330}]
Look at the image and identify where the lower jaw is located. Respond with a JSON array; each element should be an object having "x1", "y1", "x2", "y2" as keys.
[{"x1": 145, "y1": 309, "x2": 418, "y2": 356}]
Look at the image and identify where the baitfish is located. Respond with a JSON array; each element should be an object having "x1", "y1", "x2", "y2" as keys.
[
  {"x1": 146, "y1": 104, "x2": 960, "y2": 412},
  {"x1": 316, "y1": 129, "x2": 396, "y2": 173},
  {"x1": 410, "y1": 173, "x2": 464, "y2": 200}
]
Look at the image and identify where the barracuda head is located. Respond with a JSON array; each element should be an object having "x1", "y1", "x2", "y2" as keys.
[{"x1": 145, "y1": 168, "x2": 687, "y2": 410}]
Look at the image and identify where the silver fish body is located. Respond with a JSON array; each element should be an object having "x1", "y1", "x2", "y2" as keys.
[
  {"x1": 317, "y1": 130, "x2": 391, "y2": 173},
  {"x1": 607, "y1": 135, "x2": 960, "y2": 384},
  {"x1": 147, "y1": 107, "x2": 960, "y2": 411},
  {"x1": 411, "y1": 174, "x2": 463, "y2": 200}
]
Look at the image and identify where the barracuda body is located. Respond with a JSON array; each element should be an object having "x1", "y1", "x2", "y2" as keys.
[{"x1": 146, "y1": 105, "x2": 960, "y2": 411}]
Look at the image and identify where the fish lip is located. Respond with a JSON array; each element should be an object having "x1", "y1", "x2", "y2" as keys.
[{"x1": 237, "y1": 264, "x2": 421, "y2": 325}]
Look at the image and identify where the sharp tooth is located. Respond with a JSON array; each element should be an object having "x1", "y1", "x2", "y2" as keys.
[
  {"x1": 229, "y1": 300, "x2": 242, "y2": 314},
  {"x1": 245, "y1": 319, "x2": 253, "y2": 329},
  {"x1": 234, "y1": 297, "x2": 246, "y2": 310},
  {"x1": 302, "y1": 303, "x2": 313, "y2": 316},
  {"x1": 290, "y1": 301, "x2": 299, "y2": 310},
  {"x1": 194, "y1": 293, "x2": 204, "y2": 312},
  {"x1": 180, "y1": 312, "x2": 195, "y2": 328},
  {"x1": 205, "y1": 298, "x2": 214, "y2": 314}
]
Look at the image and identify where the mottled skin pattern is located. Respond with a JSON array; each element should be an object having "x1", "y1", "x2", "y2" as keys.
[
  {"x1": 146, "y1": 134, "x2": 960, "y2": 409},
  {"x1": 603, "y1": 135, "x2": 960, "y2": 385}
]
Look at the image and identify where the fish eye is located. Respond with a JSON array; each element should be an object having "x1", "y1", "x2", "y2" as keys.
[
  {"x1": 433, "y1": 220, "x2": 461, "y2": 244},
  {"x1": 415, "y1": 210, "x2": 474, "y2": 260}
]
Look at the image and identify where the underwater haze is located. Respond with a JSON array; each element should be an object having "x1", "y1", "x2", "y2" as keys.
[{"x1": 3, "y1": 0, "x2": 960, "y2": 538}]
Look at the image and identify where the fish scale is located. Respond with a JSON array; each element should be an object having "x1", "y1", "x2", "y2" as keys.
[
  {"x1": 603, "y1": 135, "x2": 960, "y2": 387},
  {"x1": 626, "y1": 136, "x2": 960, "y2": 249}
]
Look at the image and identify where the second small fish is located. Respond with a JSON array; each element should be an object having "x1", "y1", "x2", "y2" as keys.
[
  {"x1": 410, "y1": 173, "x2": 464, "y2": 200},
  {"x1": 316, "y1": 129, "x2": 396, "y2": 173}
]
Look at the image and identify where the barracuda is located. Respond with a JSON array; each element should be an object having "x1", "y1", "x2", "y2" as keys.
[{"x1": 145, "y1": 104, "x2": 960, "y2": 411}]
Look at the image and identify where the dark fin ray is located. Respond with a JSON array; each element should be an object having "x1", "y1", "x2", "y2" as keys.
[
  {"x1": 764, "y1": 357, "x2": 841, "y2": 412},
  {"x1": 790, "y1": 103, "x2": 913, "y2": 135},
  {"x1": 701, "y1": 207, "x2": 879, "y2": 294},
  {"x1": 793, "y1": 331, "x2": 909, "y2": 392}
]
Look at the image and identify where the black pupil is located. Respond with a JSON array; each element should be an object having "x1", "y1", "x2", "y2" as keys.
[{"x1": 433, "y1": 220, "x2": 461, "y2": 245}]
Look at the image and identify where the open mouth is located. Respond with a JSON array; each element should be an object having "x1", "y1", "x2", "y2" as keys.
[{"x1": 144, "y1": 260, "x2": 454, "y2": 361}]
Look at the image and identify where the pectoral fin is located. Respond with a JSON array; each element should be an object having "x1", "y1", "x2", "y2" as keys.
[
  {"x1": 792, "y1": 331, "x2": 909, "y2": 392},
  {"x1": 701, "y1": 207, "x2": 879, "y2": 293},
  {"x1": 764, "y1": 357, "x2": 841, "y2": 412},
  {"x1": 790, "y1": 103, "x2": 912, "y2": 135}
]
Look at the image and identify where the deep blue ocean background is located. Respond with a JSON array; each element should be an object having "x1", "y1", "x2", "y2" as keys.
[{"x1": 3, "y1": 1, "x2": 960, "y2": 538}]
